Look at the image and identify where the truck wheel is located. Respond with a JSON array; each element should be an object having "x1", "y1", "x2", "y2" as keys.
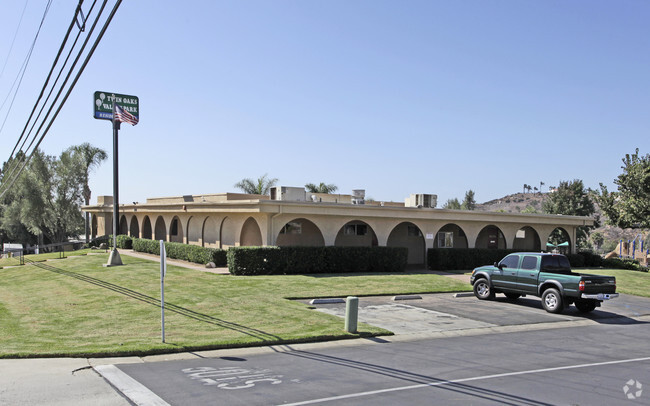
[
  {"x1": 575, "y1": 299, "x2": 597, "y2": 313},
  {"x1": 473, "y1": 279, "x2": 494, "y2": 300},
  {"x1": 541, "y1": 288, "x2": 563, "y2": 314},
  {"x1": 504, "y1": 293, "x2": 521, "y2": 300}
]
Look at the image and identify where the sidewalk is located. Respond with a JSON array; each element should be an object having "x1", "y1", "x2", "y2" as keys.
[{"x1": 117, "y1": 249, "x2": 230, "y2": 275}]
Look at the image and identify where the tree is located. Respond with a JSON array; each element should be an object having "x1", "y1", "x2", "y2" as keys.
[
  {"x1": 542, "y1": 179, "x2": 596, "y2": 247},
  {"x1": 234, "y1": 174, "x2": 278, "y2": 195},
  {"x1": 590, "y1": 231, "x2": 604, "y2": 252},
  {"x1": 442, "y1": 198, "x2": 461, "y2": 210},
  {"x1": 69, "y1": 143, "x2": 107, "y2": 242},
  {"x1": 305, "y1": 182, "x2": 338, "y2": 194},
  {"x1": 523, "y1": 184, "x2": 528, "y2": 194},
  {"x1": 597, "y1": 149, "x2": 650, "y2": 228},
  {"x1": 461, "y1": 190, "x2": 476, "y2": 210},
  {"x1": 539, "y1": 181, "x2": 545, "y2": 194},
  {"x1": 0, "y1": 149, "x2": 84, "y2": 245}
]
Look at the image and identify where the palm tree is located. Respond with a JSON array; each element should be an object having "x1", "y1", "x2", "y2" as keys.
[
  {"x1": 234, "y1": 174, "x2": 278, "y2": 195},
  {"x1": 305, "y1": 182, "x2": 338, "y2": 194},
  {"x1": 70, "y1": 143, "x2": 108, "y2": 243},
  {"x1": 540, "y1": 181, "x2": 545, "y2": 194}
]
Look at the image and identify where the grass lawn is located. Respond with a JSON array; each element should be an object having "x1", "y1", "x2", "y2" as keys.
[
  {"x1": 0, "y1": 253, "x2": 469, "y2": 358},
  {"x1": 0, "y1": 248, "x2": 101, "y2": 267},
  {"x1": 580, "y1": 268, "x2": 650, "y2": 298}
]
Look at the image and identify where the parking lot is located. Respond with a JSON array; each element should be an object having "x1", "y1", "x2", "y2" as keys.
[{"x1": 299, "y1": 292, "x2": 650, "y2": 336}]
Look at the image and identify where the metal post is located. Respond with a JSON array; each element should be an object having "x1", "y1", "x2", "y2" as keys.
[
  {"x1": 345, "y1": 296, "x2": 358, "y2": 333},
  {"x1": 160, "y1": 240, "x2": 166, "y2": 343},
  {"x1": 105, "y1": 119, "x2": 123, "y2": 266}
]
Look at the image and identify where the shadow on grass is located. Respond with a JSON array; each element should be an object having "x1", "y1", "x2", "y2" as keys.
[{"x1": 28, "y1": 260, "x2": 281, "y2": 342}]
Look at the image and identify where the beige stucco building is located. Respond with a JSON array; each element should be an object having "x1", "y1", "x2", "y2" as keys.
[{"x1": 84, "y1": 189, "x2": 593, "y2": 266}]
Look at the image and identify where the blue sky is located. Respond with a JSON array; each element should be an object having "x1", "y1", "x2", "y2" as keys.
[{"x1": 0, "y1": 1, "x2": 647, "y2": 206}]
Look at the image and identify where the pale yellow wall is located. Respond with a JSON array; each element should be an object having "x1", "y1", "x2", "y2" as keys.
[
  {"x1": 240, "y1": 217, "x2": 263, "y2": 246},
  {"x1": 276, "y1": 218, "x2": 325, "y2": 246},
  {"x1": 386, "y1": 222, "x2": 425, "y2": 264}
]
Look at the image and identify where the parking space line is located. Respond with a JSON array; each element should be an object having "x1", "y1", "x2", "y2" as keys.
[
  {"x1": 279, "y1": 356, "x2": 650, "y2": 406},
  {"x1": 95, "y1": 364, "x2": 170, "y2": 406}
]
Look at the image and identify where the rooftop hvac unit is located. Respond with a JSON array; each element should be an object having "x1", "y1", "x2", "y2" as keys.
[
  {"x1": 269, "y1": 186, "x2": 306, "y2": 201},
  {"x1": 405, "y1": 193, "x2": 437, "y2": 208},
  {"x1": 352, "y1": 189, "x2": 365, "y2": 205}
]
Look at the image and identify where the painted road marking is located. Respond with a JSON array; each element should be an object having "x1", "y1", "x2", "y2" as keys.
[
  {"x1": 181, "y1": 366, "x2": 284, "y2": 390},
  {"x1": 94, "y1": 364, "x2": 170, "y2": 406},
  {"x1": 279, "y1": 356, "x2": 650, "y2": 406}
]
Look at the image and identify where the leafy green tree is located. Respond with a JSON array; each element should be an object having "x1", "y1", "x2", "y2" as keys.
[
  {"x1": 234, "y1": 174, "x2": 278, "y2": 195},
  {"x1": 542, "y1": 179, "x2": 596, "y2": 247},
  {"x1": 69, "y1": 143, "x2": 107, "y2": 242},
  {"x1": 461, "y1": 190, "x2": 476, "y2": 210},
  {"x1": 305, "y1": 182, "x2": 338, "y2": 194},
  {"x1": 0, "y1": 149, "x2": 84, "y2": 245},
  {"x1": 442, "y1": 198, "x2": 461, "y2": 210},
  {"x1": 590, "y1": 231, "x2": 604, "y2": 252},
  {"x1": 597, "y1": 149, "x2": 650, "y2": 228}
]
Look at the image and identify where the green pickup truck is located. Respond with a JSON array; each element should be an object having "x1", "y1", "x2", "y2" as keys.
[{"x1": 470, "y1": 252, "x2": 618, "y2": 313}]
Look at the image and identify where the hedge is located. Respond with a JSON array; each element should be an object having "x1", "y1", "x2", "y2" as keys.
[
  {"x1": 428, "y1": 248, "x2": 643, "y2": 271},
  {"x1": 227, "y1": 246, "x2": 408, "y2": 275},
  {"x1": 427, "y1": 249, "x2": 519, "y2": 271},
  {"x1": 130, "y1": 238, "x2": 227, "y2": 266}
]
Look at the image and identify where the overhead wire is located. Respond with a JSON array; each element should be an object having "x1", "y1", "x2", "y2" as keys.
[
  {"x1": 0, "y1": 0, "x2": 123, "y2": 199},
  {"x1": 0, "y1": 0, "x2": 53, "y2": 130},
  {"x1": 0, "y1": 0, "x2": 30, "y2": 81}
]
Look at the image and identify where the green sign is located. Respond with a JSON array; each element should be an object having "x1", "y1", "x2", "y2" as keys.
[{"x1": 93, "y1": 91, "x2": 139, "y2": 121}]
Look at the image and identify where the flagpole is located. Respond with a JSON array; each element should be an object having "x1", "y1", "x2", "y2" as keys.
[{"x1": 106, "y1": 100, "x2": 123, "y2": 267}]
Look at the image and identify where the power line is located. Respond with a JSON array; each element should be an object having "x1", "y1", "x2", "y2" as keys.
[
  {"x1": 0, "y1": 0, "x2": 30, "y2": 81},
  {"x1": 0, "y1": 0, "x2": 123, "y2": 199},
  {"x1": 0, "y1": 0, "x2": 53, "y2": 130}
]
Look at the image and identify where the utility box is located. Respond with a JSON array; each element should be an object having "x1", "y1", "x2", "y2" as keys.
[{"x1": 270, "y1": 186, "x2": 307, "y2": 201}]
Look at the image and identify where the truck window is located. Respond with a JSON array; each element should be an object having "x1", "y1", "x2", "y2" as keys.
[
  {"x1": 500, "y1": 255, "x2": 519, "y2": 269},
  {"x1": 521, "y1": 256, "x2": 537, "y2": 270},
  {"x1": 541, "y1": 255, "x2": 571, "y2": 273}
]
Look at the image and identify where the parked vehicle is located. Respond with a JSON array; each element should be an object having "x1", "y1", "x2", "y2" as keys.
[{"x1": 470, "y1": 252, "x2": 618, "y2": 313}]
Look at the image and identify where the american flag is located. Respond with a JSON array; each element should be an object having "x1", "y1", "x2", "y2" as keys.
[{"x1": 113, "y1": 103, "x2": 139, "y2": 126}]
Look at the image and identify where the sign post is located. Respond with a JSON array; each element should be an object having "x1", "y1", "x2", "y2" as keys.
[
  {"x1": 160, "y1": 240, "x2": 166, "y2": 343},
  {"x1": 94, "y1": 91, "x2": 139, "y2": 267}
]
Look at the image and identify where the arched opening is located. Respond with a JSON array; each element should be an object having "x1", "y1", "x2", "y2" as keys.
[
  {"x1": 154, "y1": 217, "x2": 166, "y2": 241},
  {"x1": 335, "y1": 220, "x2": 378, "y2": 247},
  {"x1": 169, "y1": 216, "x2": 183, "y2": 243},
  {"x1": 129, "y1": 216, "x2": 140, "y2": 238},
  {"x1": 220, "y1": 217, "x2": 237, "y2": 249},
  {"x1": 276, "y1": 218, "x2": 325, "y2": 246},
  {"x1": 91, "y1": 215, "x2": 98, "y2": 239},
  {"x1": 387, "y1": 222, "x2": 425, "y2": 265},
  {"x1": 119, "y1": 215, "x2": 128, "y2": 235},
  {"x1": 547, "y1": 227, "x2": 571, "y2": 254},
  {"x1": 240, "y1": 217, "x2": 263, "y2": 246},
  {"x1": 202, "y1": 216, "x2": 219, "y2": 248},
  {"x1": 142, "y1": 216, "x2": 152, "y2": 239},
  {"x1": 433, "y1": 224, "x2": 468, "y2": 248},
  {"x1": 187, "y1": 216, "x2": 201, "y2": 246},
  {"x1": 513, "y1": 226, "x2": 541, "y2": 251},
  {"x1": 476, "y1": 225, "x2": 507, "y2": 249}
]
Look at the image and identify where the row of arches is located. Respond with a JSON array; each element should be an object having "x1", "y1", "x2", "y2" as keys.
[{"x1": 94, "y1": 214, "x2": 572, "y2": 265}]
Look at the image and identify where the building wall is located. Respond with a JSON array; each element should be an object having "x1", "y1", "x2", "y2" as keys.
[{"x1": 85, "y1": 195, "x2": 592, "y2": 263}]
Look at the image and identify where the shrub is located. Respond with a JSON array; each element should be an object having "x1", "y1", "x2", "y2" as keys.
[
  {"x1": 227, "y1": 246, "x2": 408, "y2": 275},
  {"x1": 602, "y1": 257, "x2": 648, "y2": 272},
  {"x1": 131, "y1": 238, "x2": 227, "y2": 266},
  {"x1": 427, "y1": 249, "x2": 519, "y2": 271}
]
